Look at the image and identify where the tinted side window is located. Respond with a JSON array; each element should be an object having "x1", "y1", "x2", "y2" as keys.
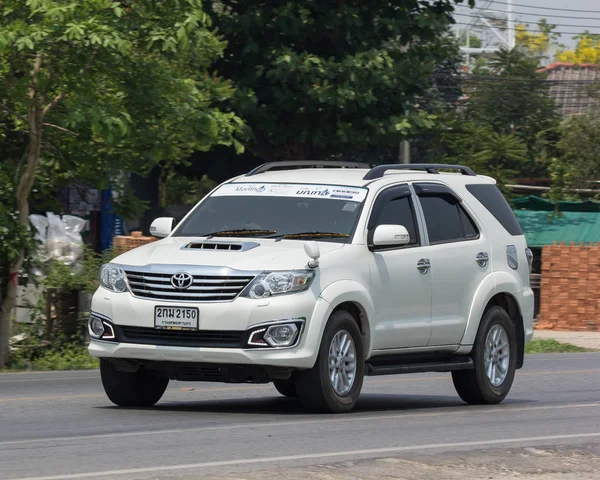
[
  {"x1": 372, "y1": 196, "x2": 419, "y2": 246},
  {"x1": 466, "y1": 184, "x2": 523, "y2": 235},
  {"x1": 418, "y1": 195, "x2": 479, "y2": 244}
]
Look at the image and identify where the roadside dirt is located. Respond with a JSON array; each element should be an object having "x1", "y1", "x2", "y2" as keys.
[{"x1": 202, "y1": 443, "x2": 600, "y2": 480}]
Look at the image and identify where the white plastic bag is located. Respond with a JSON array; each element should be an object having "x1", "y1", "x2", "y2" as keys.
[
  {"x1": 29, "y1": 214, "x2": 49, "y2": 243},
  {"x1": 46, "y1": 212, "x2": 68, "y2": 260}
]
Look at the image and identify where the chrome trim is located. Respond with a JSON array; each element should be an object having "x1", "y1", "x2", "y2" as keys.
[
  {"x1": 417, "y1": 258, "x2": 431, "y2": 274},
  {"x1": 113, "y1": 263, "x2": 262, "y2": 276},
  {"x1": 506, "y1": 245, "x2": 519, "y2": 270},
  {"x1": 114, "y1": 264, "x2": 261, "y2": 303},
  {"x1": 476, "y1": 252, "x2": 490, "y2": 268},
  {"x1": 244, "y1": 318, "x2": 306, "y2": 350},
  {"x1": 133, "y1": 290, "x2": 239, "y2": 298}
]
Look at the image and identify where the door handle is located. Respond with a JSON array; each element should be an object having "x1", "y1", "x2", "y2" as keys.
[
  {"x1": 417, "y1": 258, "x2": 431, "y2": 274},
  {"x1": 476, "y1": 252, "x2": 489, "y2": 267}
]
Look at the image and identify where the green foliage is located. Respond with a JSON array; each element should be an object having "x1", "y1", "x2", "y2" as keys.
[
  {"x1": 8, "y1": 343, "x2": 98, "y2": 371},
  {"x1": 525, "y1": 339, "x2": 591, "y2": 354},
  {"x1": 43, "y1": 247, "x2": 116, "y2": 293},
  {"x1": 212, "y1": 0, "x2": 472, "y2": 161},
  {"x1": 0, "y1": 0, "x2": 246, "y2": 213},
  {"x1": 164, "y1": 173, "x2": 217, "y2": 206},
  {"x1": 0, "y1": 166, "x2": 36, "y2": 291},
  {"x1": 430, "y1": 47, "x2": 559, "y2": 186}
]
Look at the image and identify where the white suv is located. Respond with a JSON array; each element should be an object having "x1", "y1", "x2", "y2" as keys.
[{"x1": 89, "y1": 162, "x2": 534, "y2": 413}]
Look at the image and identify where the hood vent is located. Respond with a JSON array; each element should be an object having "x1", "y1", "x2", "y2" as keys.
[{"x1": 183, "y1": 241, "x2": 259, "y2": 252}]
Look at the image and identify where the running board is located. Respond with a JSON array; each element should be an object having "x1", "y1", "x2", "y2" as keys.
[{"x1": 365, "y1": 355, "x2": 474, "y2": 376}]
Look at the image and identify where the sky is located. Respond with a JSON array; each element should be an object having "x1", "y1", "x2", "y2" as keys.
[{"x1": 454, "y1": 0, "x2": 600, "y2": 49}]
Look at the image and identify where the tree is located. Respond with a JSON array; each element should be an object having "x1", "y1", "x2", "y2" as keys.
[
  {"x1": 211, "y1": 0, "x2": 474, "y2": 161},
  {"x1": 464, "y1": 47, "x2": 559, "y2": 178},
  {"x1": 0, "y1": 0, "x2": 245, "y2": 367},
  {"x1": 516, "y1": 19, "x2": 560, "y2": 60},
  {"x1": 556, "y1": 32, "x2": 600, "y2": 64},
  {"x1": 556, "y1": 112, "x2": 600, "y2": 191}
]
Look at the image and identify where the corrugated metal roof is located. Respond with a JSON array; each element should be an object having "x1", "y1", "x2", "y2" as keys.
[
  {"x1": 514, "y1": 210, "x2": 600, "y2": 247},
  {"x1": 541, "y1": 64, "x2": 600, "y2": 116}
]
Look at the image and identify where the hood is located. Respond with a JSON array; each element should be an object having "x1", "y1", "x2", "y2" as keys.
[{"x1": 112, "y1": 236, "x2": 345, "y2": 271}]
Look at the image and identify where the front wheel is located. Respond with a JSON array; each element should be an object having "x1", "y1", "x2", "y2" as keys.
[
  {"x1": 100, "y1": 359, "x2": 169, "y2": 407},
  {"x1": 295, "y1": 310, "x2": 364, "y2": 413},
  {"x1": 273, "y1": 379, "x2": 297, "y2": 398},
  {"x1": 452, "y1": 306, "x2": 517, "y2": 404}
]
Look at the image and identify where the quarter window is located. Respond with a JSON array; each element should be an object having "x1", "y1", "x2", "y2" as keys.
[{"x1": 418, "y1": 194, "x2": 479, "y2": 244}]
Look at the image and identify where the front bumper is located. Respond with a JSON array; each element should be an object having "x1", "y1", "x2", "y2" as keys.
[{"x1": 89, "y1": 288, "x2": 333, "y2": 369}]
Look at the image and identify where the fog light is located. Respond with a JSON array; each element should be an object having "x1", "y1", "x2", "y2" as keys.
[
  {"x1": 264, "y1": 323, "x2": 299, "y2": 347},
  {"x1": 89, "y1": 317, "x2": 105, "y2": 339}
]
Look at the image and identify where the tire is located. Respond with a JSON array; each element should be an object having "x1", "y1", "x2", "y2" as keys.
[
  {"x1": 273, "y1": 379, "x2": 297, "y2": 398},
  {"x1": 452, "y1": 306, "x2": 517, "y2": 405},
  {"x1": 100, "y1": 359, "x2": 169, "y2": 407},
  {"x1": 295, "y1": 310, "x2": 364, "y2": 413}
]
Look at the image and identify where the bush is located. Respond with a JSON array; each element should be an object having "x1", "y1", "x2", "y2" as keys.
[{"x1": 8, "y1": 344, "x2": 98, "y2": 371}]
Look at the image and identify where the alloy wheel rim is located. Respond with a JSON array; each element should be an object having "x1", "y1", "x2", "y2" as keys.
[
  {"x1": 328, "y1": 330, "x2": 357, "y2": 396},
  {"x1": 484, "y1": 324, "x2": 510, "y2": 387}
]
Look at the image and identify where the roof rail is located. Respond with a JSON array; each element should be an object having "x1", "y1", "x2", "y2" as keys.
[
  {"x1": 363, "y1": 164, "x2": 476, "y2": 180},
  {"x1": 246, "y1": 160, "x2": 370, "y2": 176}
]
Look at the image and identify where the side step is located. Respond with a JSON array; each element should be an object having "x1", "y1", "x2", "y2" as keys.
[{"x1": 365, "y1": 355, "x2": 474, "y2": 376}]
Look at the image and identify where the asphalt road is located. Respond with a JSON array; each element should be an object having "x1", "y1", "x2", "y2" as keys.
[{"x1": 0, "y1": 353, "x2": 599, "y2": 480}]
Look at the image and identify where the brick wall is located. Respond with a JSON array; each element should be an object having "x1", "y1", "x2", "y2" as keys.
[{"x1": 538, "y1": 242, "x2": 600, "y2": 331}]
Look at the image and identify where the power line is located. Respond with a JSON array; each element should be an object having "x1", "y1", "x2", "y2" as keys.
[
  {"x1": 455, "y1": 21, "x2": 594, "y2": 36},
  {"x1": 484, "y1": 0, "x2": 600, "y2": 15},
  {"x1": 458, "y1": 17, "x2": 600, "y2": 35},
  {"x1": 468, "y1": 6, "x2": 600, "y2": 22}
]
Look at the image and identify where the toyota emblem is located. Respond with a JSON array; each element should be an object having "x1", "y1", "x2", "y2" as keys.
[{"x1": 171, "y1": 272, "x2": 194, "y2": 290}]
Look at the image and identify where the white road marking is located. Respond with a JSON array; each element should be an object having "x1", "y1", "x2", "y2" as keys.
[
  {"x1": 8, "y1": 431, "x2": 600, "y2": 480},
  {"x1": 0, "y1": 376, "x2": 98, "y2": 383},
  {"x1": 1, "y1": 401, "x2": 598, "y2": 447}
]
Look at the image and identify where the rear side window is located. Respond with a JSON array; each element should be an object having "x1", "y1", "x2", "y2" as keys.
[
  {"x1": 418, "y1": 195, "x2": 479, "y2": 244},
  {"x1": 466, "y1": 184, "x2": 523, "y2": 236}
]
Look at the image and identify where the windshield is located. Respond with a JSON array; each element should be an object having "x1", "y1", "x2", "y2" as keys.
[{"x1": 173, "y1": 183, "x2": 368, "y2": 243}]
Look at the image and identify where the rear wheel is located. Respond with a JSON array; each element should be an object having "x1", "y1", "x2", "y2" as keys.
[
  {"x1": 452, "y1": 306, "x2": 517, "y2": 404},
  {"x1": 295, "y1": 310, "x2": 364, "y2": 413},
  {"x1": 100, "y1": 359, "x2": 169, "y2": 407},
  {"x1": 273, "y1": 379, "x2": 297, "y2": 398}
]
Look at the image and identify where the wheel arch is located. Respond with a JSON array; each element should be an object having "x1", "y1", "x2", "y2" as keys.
[
  {"x1": 319, "y1": 280, "x2": 374, "y2": 358},
  {"x1": 484, "y1": 292, "x2": 525, "y2": 369},
  {"x1": 462, "y1": 272, "x2": 526, "y2": 368}
]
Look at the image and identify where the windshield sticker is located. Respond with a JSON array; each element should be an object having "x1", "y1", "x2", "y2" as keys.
[{"x1": 213, "y1": 183, "x2": 368, "y2": 202}]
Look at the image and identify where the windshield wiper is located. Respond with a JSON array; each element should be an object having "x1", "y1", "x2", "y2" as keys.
[
  {"x1": 202, "y1": 229, "x2": 277, "y2": 238},
  {"x1": 282, "y1": 231, "x2": 350, "y2": 239}
]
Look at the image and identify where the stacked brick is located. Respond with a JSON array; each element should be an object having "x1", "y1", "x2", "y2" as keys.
[
  {"x1": 538, "y1": 242, "x2": 600, "y2": 331},
  {"x1": 112, "y1": 231, "x2": 156, "y2": 255}
]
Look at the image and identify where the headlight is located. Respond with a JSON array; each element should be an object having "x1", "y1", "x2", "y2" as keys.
[
  {"x1": 100, "y1": 264, "x2": 128, "y2": 293},
  {"x1": 241, "y1": 271, "x2": 314, "y2": 299}
]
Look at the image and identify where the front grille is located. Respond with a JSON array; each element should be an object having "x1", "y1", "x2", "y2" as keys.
[
  {"x1": 115, "y1": 325, "x2": 244, "y2": 348},
  {"x1": 124, "y1": 270, "x2": 254, "y2": 302}
]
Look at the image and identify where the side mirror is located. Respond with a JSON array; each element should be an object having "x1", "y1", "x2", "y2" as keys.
[
  {"x1": 371, "y1": 224, "x2": 410, "y2": 248},
  {"x1": 149, "y1": 217, "x2": 174, "y2": 238}
]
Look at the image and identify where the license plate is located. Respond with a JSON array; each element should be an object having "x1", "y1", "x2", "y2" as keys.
[{"x1": 154, "y1": 306, "x2": 199, "y2": 330}]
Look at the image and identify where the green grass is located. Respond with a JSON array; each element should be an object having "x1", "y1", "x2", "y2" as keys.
[
  {"x1": 5, "y1": 344, "x2": 99, "y2": 371},
  {"x1": 525, "y1": 338, "x2": 592, "y2": 354}
]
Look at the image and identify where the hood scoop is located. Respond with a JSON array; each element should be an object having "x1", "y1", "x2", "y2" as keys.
[{"x1": 183, "y1": 241, "x2": 259, "y2": 252}]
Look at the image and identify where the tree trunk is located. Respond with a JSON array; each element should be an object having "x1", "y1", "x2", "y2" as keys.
[{"x1": 0, "y1": 54, "x2": 44, "y2": 368}]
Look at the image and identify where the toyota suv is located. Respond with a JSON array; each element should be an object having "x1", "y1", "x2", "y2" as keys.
[{"x1": 89, "y1": 161, "x2": 534, "y2": 413}]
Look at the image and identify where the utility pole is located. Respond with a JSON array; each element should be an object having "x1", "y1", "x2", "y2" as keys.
[{"x1": 507, "y1": 0, "x2": 515, "y2": 49}]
